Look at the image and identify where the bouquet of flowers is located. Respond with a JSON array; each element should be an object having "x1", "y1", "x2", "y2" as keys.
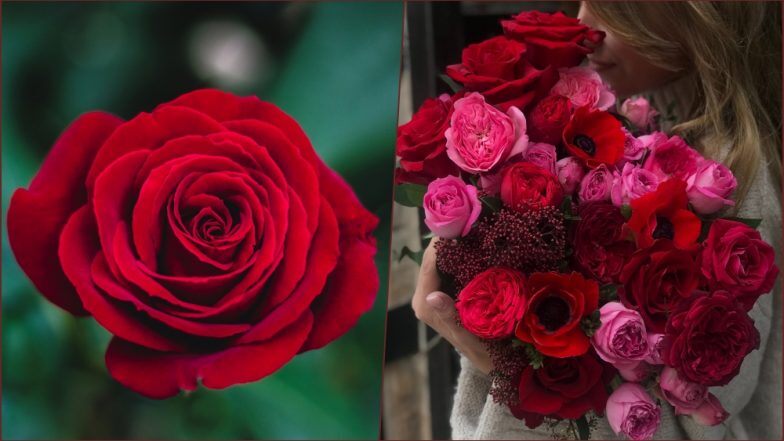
[{"x1": 395, "y1": 11, "x2": 779, "y2": 440}]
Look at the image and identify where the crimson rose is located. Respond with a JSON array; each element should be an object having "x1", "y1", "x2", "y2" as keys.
[
  {"x1": 7, "y1": 89, "x2": 379, "y2": 398},
  {"x1": 572, "y1": 202, "x2": 636, "y2": 284},
  {"x1": 528, "y1": 94, "x2": 574, "y2": 145},
  {"x1": 663, "y1": 290, "x2": 760, "y2": 386},
  {"x1": 456, "y1": 267, "x2": 528, "y2": 339},
  {"x1": 500, "y1": 162, "x2": 564, "y2": 213}
]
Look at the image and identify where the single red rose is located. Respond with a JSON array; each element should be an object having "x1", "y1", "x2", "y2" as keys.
[
  {"x1": 456, "y1": 267, "x2": 528, "y2": 340},
  {"x1": 572, "y1": 202, "x2": 636, "y2": 284},
  {"x1": 447, "y1": 36, "x2": 558, "y2": 111},
  {"x1": 515, "y1": 272, "x2": 599, "y2": 358},
  {"x1": 528, "y1": 94, "x2": 574, "y2": 145},
  {"x1": 7, "y1": 89, "x2": 379, "y2": 399},
  {"x1": 396, "y1": 94, "x2": 461, "y2": 184},
  {"x1": 618, "y1": 239, "x2": 701, "y2": 333},
  {"x1": 663, "y1": 290, "x2": 760, "y2": 386},
  {"x1": 700, "y1": 219, "x2": 778, "y2": 310},
  {"x1": 501, "y1": 10, "x2": 605, "y2": 69},
  {"x1": 563, "y1": 106, "x2": 625, "y2": 168},
  {"x1": 626, "y1": 179, "x2": 701, "y2": 250},
  {"x1": 510, "y1": 350, "x2": 615, "y2": 428},
  {"x1": 500, "y1": 162, "x2": 564, "y2": 213}
]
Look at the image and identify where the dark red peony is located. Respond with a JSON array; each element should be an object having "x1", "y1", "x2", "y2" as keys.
[
  {"x1": 528, "y1": 94, "x2": 574, "y2": 145},
  {"x1": 626, "y1": 179, "x2": 701, "y2": 250},
  {"x1": 701, "y1": 219, "x2": 778, "y2": 310},
  {"x1": 618, "y1": 239, "x2": 701, "y2": 333},
  {"x1": 510, "y1": 351, "x2": 614, "y2": 428},
  {"x1": 396, "y1": 93, "x2": 461, "y2": 184},
  {"x1": 500, "y1": 162, "x2": 564, "y2": 213},
  {"x1": 572, "y1": 202, "x2": 636, "y2": 284},
  {"x1": 663, "y1": 290, "x2": 760, "y2": 386},
  {"x1": 562, "y1": 106, "x2": 625, "y2": 169},
  {"x1": 501, "y1": 10, "x2": 604, "y2": 69},
  {"x1": 515, "y1": 272, "x2": 599, "y2": 358},
  {"x1": 7, "y1": 89, "x2": 379, "y2": 399},
  {"x1": 456, "y1": 267, "x2": 528, "y2": 339},
  {"x1": 446, "y1": 36, "x2": 558, "y2": 111}
]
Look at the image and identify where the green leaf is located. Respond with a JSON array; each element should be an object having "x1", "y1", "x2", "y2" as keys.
[
  {"x1": 394, "y1": 183, "x2": 427, "y2": 207},
  {"x1": 580, "y1": 310, "x2": 602, "y2": 337},
  {"x1": 398, "y1": 246, "x2": 424, "y2": 266},
  {"x1": 522, "y1": 343, "x2": 544, "y2": 369},
  {"x1": 726, "y1": 217, "x2": 763, "y2": 229},
  {"x1": 560, "y1": 196, "x2": 581, "y2": 221},
  {"x1": 599, "y1": 284, "x2": 619, "y2": 304},
  {"x1": 480, "y1": 196, "x2": 502, "y2": 212},
  {"x1": 620, "y1": 204, "x2": 632, "y2": 220},
  {"x1": 439, "y1": 73, "x2": 463, "y2": 94},
  {"x1": 576, "y1": 415, "x2": 591, "y2": 440}
]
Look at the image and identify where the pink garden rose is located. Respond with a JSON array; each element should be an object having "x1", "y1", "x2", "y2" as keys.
[
  {"x1": 423, "y1": 176, "x2": 481, "y2": 239},
  {"x1": 551, "y1": 66, "x2": 615, "y2": 110},
  {"x1": 522, "y1": 142, "x2": 557, "y2": 174},
  {"x1": 645, "y1": 333, "x2": 665, "y2": 365},
  {"x1": 618, "y1": 362, "x2": 653, "y2": 383},
  {"x1": 592, "y1": 302, "x2": 650, "y2": 369},
  {"x1": 686, "y1": 160, "x2": 737, "y2": 215},
  {"x1": 578, "y1": 164, "x2": 613, "y2": 202},
  {"x1": 607, "y1": 383, "x2": 662, "y2": 440},
  {"x1": 611, "y1": 163, "x2": 660, "y2": 207},
  {"x1": 659, "y1": 367, "x2": 729, "y2": 426},
  {"x1": 642, "y1": 134, "x2": 701, "y2": 181},
  {"x1": 620, "y1": 97, "x2": 658, "y2": 130},
  {"x1": 556, "y1": 157, "x2": 585, "y2": 194},
  {"x1": 445, "y1": 92, "x2": 528, "y2": 173},
  {"x1": 622, "y1": 130, "x2": 647, "y2": 163}
]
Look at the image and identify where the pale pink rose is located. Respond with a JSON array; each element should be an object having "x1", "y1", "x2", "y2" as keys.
[
  {"x1": 592, "y1": 302, "x2": 650, "y2": 368},
  {"x1": 607, "y1": 383, "x2": 662, "y2": 440},
  {"x1": 423, "y1": 176, "x2": 482, "y2": 239},
  {"x1": 622, "y1": 130, "x2": 646, "y2": 163},
  {"x1": 551, "y1": 66, "x2": 615, "y2": 110},
  {"x1": 620, "y1": 97, "x2": 659, "y2": 130},
  {"x1": 686, "y1": 160, "x2": 737, "y2": 215},
  {"x1": 445, "y1": 92, "x2": 528, "y2": 174},
  {"x1": 659, "y1": 367, "x2": 729, "y2": 426},
  {"x1": 644, "y1": 333, "x2": 665, "y2": 365},
  {"x1": 618, "y1": 362, "x2": 654, "y2": 383},
  {"x1": 522, "y1": 142, "x2": 557, "y2": 175},
  {"x1": 578, "y1": 164, "x2": 613, "y2": 202},
  {"x1": 556, "y1": 157, "x2": 585, "y2": 194},
  {"x1": 637, "y1": 131, "x2": 668, "y2": 151},
  {"x1": 642, "y1": 134, "x2": 702, "y2": 181},
  {"x1": 611, "y1": 163, "x2": 660, "y2": 207}
]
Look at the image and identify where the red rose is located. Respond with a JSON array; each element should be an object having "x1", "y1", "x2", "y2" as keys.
[
  {"x1": 626, "y1": 179, "x2": 701, "y2": 250},
  {"x1": 663, "y1": 290, "x2": 760, "y2": 386},
  {"x1": 528, "y1": 94, "x2": 574, "y2": 144},
  {"x1": 502, "y1": 10, "x2": 604, "y2": 69},
  {"x1": 563, "y1": 106, "x2": 625, "y2": 169},
  {"x1": 515, "y1": 272, "x2": 599, "y2": 358},
  {"x1": 7, "y1": 89, "x2": 379, "y2": 399},
  {"x1": 446, "y1": 36, "x2": 558, "y2": 111},
  {"x1": 396, "y1": 94, "x2": 461, "y2": 184},
  {"x1": 572, "y1": 202, "x2": 636, "y2": 284},
  {"x1": 510, "y1": 351, "x2": 614, "y2": 428},
  {"x1": 500, "y1": 162, "x2": 564, "y2": 213},
  {"x1": 456, "y1": 267, "x2": 528, "y2": 339},
  {"x1": 619, "y1": 240, "x2": 701, "y2": 333},
  {"x1": 701, "y1": 219, "x2": 778, "y2": 310}
]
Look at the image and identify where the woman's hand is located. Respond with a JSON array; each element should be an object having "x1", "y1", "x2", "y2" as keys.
[{"x1": 411, "y1": 238, "x2": 493, "y2": 375}]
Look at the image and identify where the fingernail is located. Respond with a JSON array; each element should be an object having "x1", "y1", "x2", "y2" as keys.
[{"x1": 426, "y1": 293, "x2": 447, "y2": 311}]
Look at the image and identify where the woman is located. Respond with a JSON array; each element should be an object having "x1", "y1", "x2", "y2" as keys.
[{"x1": 412, "y1": 2, "x2": 782, "y2": 439}]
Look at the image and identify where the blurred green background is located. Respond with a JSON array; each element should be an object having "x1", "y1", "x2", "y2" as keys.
[{"x1": 2, "y1": 2, "x2": 401, "y2": 439}]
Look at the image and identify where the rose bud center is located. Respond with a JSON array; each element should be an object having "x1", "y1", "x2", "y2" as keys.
[{"x1": 535, "y1": 295, "x2": 571, "y2": 331}]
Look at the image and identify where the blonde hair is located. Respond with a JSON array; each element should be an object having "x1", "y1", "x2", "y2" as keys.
[{"x1": 586, "y1": 1, "x2": 782, "y2": 204}]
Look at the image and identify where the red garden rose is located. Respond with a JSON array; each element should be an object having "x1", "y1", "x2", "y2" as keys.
[
  {"x1": 501, "y1": 10, "x2": 604, "y2": 70},
  {"x1": 572, "y1": 202, "x2": 636, "y2": 284},
  {"x1": 619, "y1": 239, "x2": 701, "y2": 333},
  {"x1": 626, "y1": 179, "x2": 701, "y2": 250},
  {"x1": 7, "y1": 89, "x2": 379, "y2": 399},
  {"x1": 663, "y1": 290, "x2": 760, "y2": 386},
  {"x1": 563, "y1": 106, "x2": 625, "y2": 169},
  {"x1": 515, "y1": 272, "x2": 599, "y2": 358},
  {"x1": 396, "y1": 94, "x2": 460, "y2": 184},
  {"x1": 456, "y1": 267, "x2": 528, "y2": 339},
  {"x1": 510, "y1": 351, "x2": 614, "y2": 428},
  {"x1": 446, "y1": 36, "x2": 558, "y2": 111},
  {"x1": 701, "y1": 219, "x2": 778, "y2": 310},
  {"x1": 528, "y1": 94, "x2": 573, "y2": 145},
  {"x1": 500, "y1": 162, "x2": 564, "y2": 213}
]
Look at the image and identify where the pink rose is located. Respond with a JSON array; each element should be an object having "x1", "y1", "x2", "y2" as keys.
[
  {"x1": 578, "y1": 164, "x2": 613, "y2": 202},
  {"x1": 556, "y1": 157, "x2": 585, "y2": 195},
  {"x1": 659, "y1": 367, "x2": 729, "y2": 426},
  {"x1": 620, "y1": 97, "x2": 659, "y2": 130},
  {"x1": 551, "y1": 66, "x2": 615, "y2": 110},
  {"x1": 645, "y1": 333, "x2": 665, "y2": 365},
  {"x1": 611, "y1": 163, "x2": 660, "y2": 207},
  {"x1": 637, "y1": 132, "x2": 667, "y2": 150},
  {"x1": 522, "y1": 142, "x2": 557, "y2": 174},
  {"x1": 686, "y1": 160, "x2": 737, "y2": 215},
  {"x1": 445, "y1": 92, "x2": 528, "y2": 173},
  {"x1": 423, "y1": 176, "x2": 482, "y2": 239},
  {"x1": 643, "y1": 135, "x2": 701, "y2": 181},
  {"x1": 618, "y1": 362, "x2": 654, "y2": 383},
  {"x1": 592, "y1": 302, "x2": 650, "y2": 368},
  {"x1": 622, "y1": 130, "x2": 647, "y2": 163},
  {"x1": 607, "y1": 383, "x2": 662, "y2": 440}
]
